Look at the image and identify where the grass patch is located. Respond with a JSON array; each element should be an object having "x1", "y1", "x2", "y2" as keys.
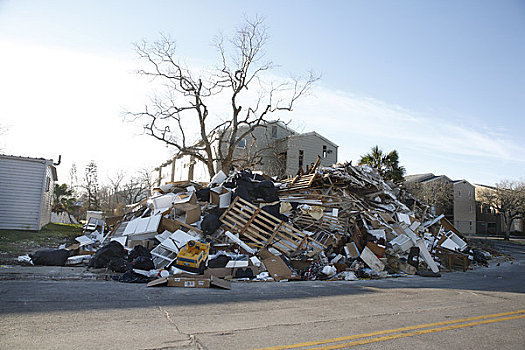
[{"x1": 0, "y1": 223, "x2": 83, "y2": 263}]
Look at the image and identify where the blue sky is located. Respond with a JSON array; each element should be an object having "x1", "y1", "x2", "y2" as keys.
[{"x1": 0, "y1": 1, "x2": 523, "y2": 185}]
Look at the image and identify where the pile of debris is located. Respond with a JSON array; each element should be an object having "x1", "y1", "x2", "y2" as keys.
[{"x1": 23, "y1": 162, "x2": 491, "y2": 289}]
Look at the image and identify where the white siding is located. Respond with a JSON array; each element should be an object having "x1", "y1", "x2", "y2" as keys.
[
  {"x1": 0, "y1": 156, "x2": 47, "y2": 230},
  {"x1": 286, "y1": 134, "x2": 338, "y2": 175}
]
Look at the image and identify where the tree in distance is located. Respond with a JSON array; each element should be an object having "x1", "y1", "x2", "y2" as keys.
[{"x1": 359, "y1": 145, "x2": 406, "y2": 183}]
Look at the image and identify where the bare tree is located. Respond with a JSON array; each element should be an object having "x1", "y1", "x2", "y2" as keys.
[
  {"x1": 405, "y1": 180, "x2": 453, "y2": 217},
  {"x1": 477, "y1": 180, "x2": 525, "y2": 240},
  {"x1": 128, "y1": 17, "x2": 319, "y2": 177}
]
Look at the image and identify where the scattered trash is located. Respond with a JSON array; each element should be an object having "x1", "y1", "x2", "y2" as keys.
[{"x1": 21, "y1": 162, "x2": 494, "y2": 288}]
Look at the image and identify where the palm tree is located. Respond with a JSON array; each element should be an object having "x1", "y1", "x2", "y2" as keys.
[{"x1": 359, "y1": 145, "x2": 406, "y2": 182}]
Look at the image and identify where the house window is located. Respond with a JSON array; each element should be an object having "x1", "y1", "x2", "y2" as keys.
[
  {"x1": 457, "y1": 190, "x2": 461, "y2": 197},
  {"x1": 299, "y1": 150, "x2": 304, "y2": 168},
  {"x1": 323, "y1": 145, "x2": 327, "y2": 158},
  {"x1": 271, "y1": 125, "x2": 277, "y2": 138},
  {"x1": 45, "y1": 176, "x2": 51, "y2": 192},
  {"x1": 237, "y1": 139, "x2": 246, "y2": 149}
]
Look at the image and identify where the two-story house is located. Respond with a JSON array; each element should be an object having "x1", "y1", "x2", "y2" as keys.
[{"x1": 153, "y1": 121, "x2": 338, "y2": 184}]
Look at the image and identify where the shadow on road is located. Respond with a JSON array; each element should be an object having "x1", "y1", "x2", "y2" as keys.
[{"x1": 0, "y1": 242, "x2": 523, "y2": 315}]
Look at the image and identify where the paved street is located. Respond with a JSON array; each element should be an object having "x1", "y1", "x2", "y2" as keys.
[{"x1": 1, "y1": 241, "x2": 524, "y2": 350}]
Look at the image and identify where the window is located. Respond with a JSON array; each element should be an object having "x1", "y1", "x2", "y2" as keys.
[
  {"x1": 271, "y1": 125, "x2": 277, "y2": 138},
  {"x1": 298, "y1": 150, "x2": 304, "y2": 168},
  {"x1": 237, "y1": 139, "x2": 246, "y2": 149},
  {"x1": 45, "y1": 176, "x2": 51, "y2": 192},
  {"x1": 323, "y1": 145, "x2": 327, "y2": 158}
]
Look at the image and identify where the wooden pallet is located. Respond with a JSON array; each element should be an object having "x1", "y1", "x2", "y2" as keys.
[
  {"x1": 280, "y1": 173, "x2": 319, "y2": 192},
  {"x1": 220, "y1": 197, "x2": 324, "y2": 255}
]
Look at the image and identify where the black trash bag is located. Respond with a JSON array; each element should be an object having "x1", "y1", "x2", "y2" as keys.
[
  {"x1": 131, "y1": 256, "x2": 155, "y2": 270},
  {"x1": 254, "y1": 180, "x2": 279, "y2": 202},
  {"x1": 262, "y1": 203, "x2": 288, "y2": 222},
  {"x1": 234, "y1": 267, "x2": 255, "y2": 279},
  {"x1": 30, "y1": 249, "x2": 70, "y2": 266},
  {"x1": 208, "y1": 254, "x2": 231, "y2": 268},
  {"x1": 89, "y1": 241, "x2": 126, "y2": 268},
  {"x1": 128, "y1": 245, "x2": 151, "y2": 261},
  {"x1": 201, "y1": 211, "x2": 222, "y2": 236},
  {"x1": 407, "y1": 246, "x2": 420, "y2": 268},
  {"x1": 108, "y1": 258, "x2": 132, "y2": 273},
  {"x1": 196, "y1": 188, "x2": 210, "y2": 201},
  {"x1": 233, "y1": 179, "x2": 254, "y2": 202},
  {"x1": 112, "y1": 270, "x2": 151, "y2": 283}
]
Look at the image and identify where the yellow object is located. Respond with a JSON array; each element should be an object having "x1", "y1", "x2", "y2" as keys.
[{"x1": 174, "y1": 240, "x2": 210, "y2": 273}]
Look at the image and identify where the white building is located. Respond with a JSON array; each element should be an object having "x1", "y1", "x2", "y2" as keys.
[
  {"x1": 153, "y1": 121, "x2": 338, "y2": 184},
  {"x1": 0, "y1": 155, "x2": 59, "y2": 230}
]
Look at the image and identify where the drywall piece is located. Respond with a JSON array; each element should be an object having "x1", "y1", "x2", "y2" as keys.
[
  {"x1": 150, "y1": 193, "x2": 177, "y2": 213},
  {"x1": 209, "y1": 170, "x2": 227, "y2": 186},
  {"x1": 396, "y1": 213, "x2": 411, "y2": 225},
  {"x1": 250, "y1": 256, "x2": 261, "y2": 267},
  {"x1": 409, "y1": 221, "x2": 421, "y2": 232},
  {"x1": 390, "y1": 234, "x2": 413, "y2": 253},
  {"x1": 400, "y1": 224, "x2": 439, "y2": 273},
  {"x1": 415, "y1": 239, "x2": 439, "y2": 273},
  {"x1": 166, "y1": 230, "x2": 196, "y2": 250},
  {"x1": 440, "y1": 232, "x2": 467, "y2": 251},
  {"x1": 225, "y1": 231, "x2": 256, "y2": 255},
  {"x1": 367, "y1": 229, "x2": 386, "y2": 240},
  {"x1": 110, "y1": 236, "x2": 127, "y2": 246},
  {"x1": 123, "y1": 214, "x2": 162, "y2": 237},
  {"x1": 75, "y1": 235, "x2": 95, "y2": 247},
  {"x1": 225, "y1": 260, "x2": 249, "y2": 268},
  {"x1": 360, "y1": 246, "x2": 385, "y2": 271}
]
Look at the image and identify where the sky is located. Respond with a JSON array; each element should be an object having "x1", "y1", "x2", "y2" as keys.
[{"x1": 0, "y1": 0, "x2": 524, "y2": 186}]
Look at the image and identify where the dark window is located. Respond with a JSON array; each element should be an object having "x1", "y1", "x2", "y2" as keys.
[
  {"x1": 323, "y1": 145, "x2": 327, "y2": 158},
  {"x1": 271, "y1": 125, "x2": 277, "y2": 138},
  {"x1": 237, "y1": 139, "x2": 246, "y2": 149},
  {"x1": 298, "y1": 150, "x2": 304, "y2": 168},
  {"x1": 45, "y1": 176, "x2": 50, "y2": 192}
]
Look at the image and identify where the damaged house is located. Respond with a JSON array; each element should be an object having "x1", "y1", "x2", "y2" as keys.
[
  {"x1": 0, "y1": 154, "x2": 59, "y2": 230},
  {"x1": 153, "y1": 121, "x2": 338, "y2": 184}
]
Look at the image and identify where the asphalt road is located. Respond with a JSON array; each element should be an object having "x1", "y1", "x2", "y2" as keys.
[{"x1": 0, "y1": 241, "x2": 524, "y2": 350}]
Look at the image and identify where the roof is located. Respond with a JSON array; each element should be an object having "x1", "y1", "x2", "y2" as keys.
[
  {"x1": 287, "y1": 131, "x2": 338, "y2": 148},
  {"x1": 404, "y1": 173, "x2": 435, "y2": 183},
  {"x1": 0, "y1": 154, "x2": 58, "y2": 181}
]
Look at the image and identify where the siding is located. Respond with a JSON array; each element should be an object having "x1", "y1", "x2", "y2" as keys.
[
  {"x1": 0, "y1": 157, "x2": 46, "y2": 230},
  {"x1": 286, "y1": 134, "x2": 338, "y2": 175},
  {"x1": 39, "y1": 165, "x2": 55, "y2": 228},
  {"x1": 453, "y1": 181, "x2": 476, "y2": 234}
]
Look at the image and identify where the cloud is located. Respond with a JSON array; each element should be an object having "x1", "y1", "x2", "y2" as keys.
[{"x1": 293, "y1": 87, "x2": 525, "y2": 163}]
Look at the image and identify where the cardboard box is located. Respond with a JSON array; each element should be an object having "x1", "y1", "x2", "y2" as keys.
[
  {"x1": 168, "y1": 276, "x2": 210, "y2": 288},
  {"x1": 366, "y1": 242, "x2": 385, "y2": 258},
  {"x1": 210, "y1": 186, "x2": 232, "y2": 208},
  {"x1": 147, "y1": 275, "x2": 231, "y2": 289},
  {"x1": 344, "y1": 242, "x2": 360, "y2": 258},
  {"x1": 262, "y1": 256, "x2": 295, "y2": 281},
  {"x1": 204, "y1": 266, "x2": 260, "y2": 279},
  {"x1": 173, "y1": 203, "x2": 201, "y2": 225}
]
